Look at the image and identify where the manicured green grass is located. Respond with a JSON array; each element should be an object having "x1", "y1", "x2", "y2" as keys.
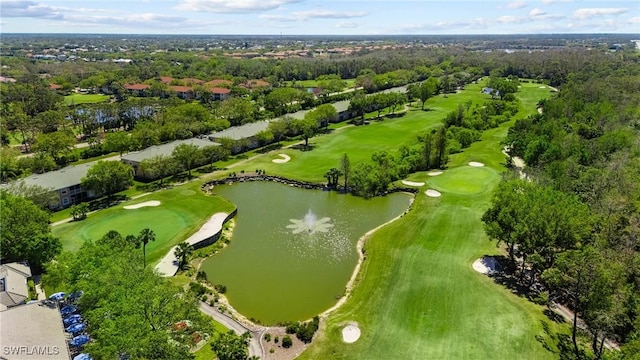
[
  {"x1": 193, "y1": 318, "x2": 228, "y2": 360},
  {"x1": 51, "y1": 181, "x2": 235, "y2": 264},
  {"x1": 64, "y1": 93, "x2": 110, "y2": 105},
  {"x1": 263, "y1": 84, "x2": 561, "y2": 359},
  {"x1": 219, "y1": 83, "x2": 493, "y2": 183}
]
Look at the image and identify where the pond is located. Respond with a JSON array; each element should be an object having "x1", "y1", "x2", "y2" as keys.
[{"x1": 200, "y1": 181, "x2": 412, "y2": 324}]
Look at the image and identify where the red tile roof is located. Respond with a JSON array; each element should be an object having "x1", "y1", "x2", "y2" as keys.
[
  {"x1": 209, "y1": 87, "x2": 231, "y2": 94},
  {"x1": 125, "y1": 83, "x2": 151, "y2": 91},
  {"x1": 49, "y1": 83, "x2": 62, "y2": 90},
  {"x1": 160, "y1": 76, "x2": 175, "y2": 84}
]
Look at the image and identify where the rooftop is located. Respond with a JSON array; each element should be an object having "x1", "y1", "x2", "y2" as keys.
[
  {"x1": 0, "y1": 302, "x2": 71, "y2": 360},
  {"x1": 125, "y1": 83, "x2": 151, "y2": 90},
  {"x1": 0, "y1": 262, "x2": 32, "y2": 310},
  {"x1": 17, "y1": 159, "x2": 118, "y2": 191},
  {"x1": 121, "y1": 138, "x2": 219, "y2": 163},
  {"x1": 209, "y1": 121, "x2": 270, "y2": 140}
]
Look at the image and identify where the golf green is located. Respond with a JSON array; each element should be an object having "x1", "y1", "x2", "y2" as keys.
[
  {"x1": 427, "y1": 166, "x2": 498, "y2": 195},
  {"x1": 52, "y1": 183, "x2": 234, "y2": 264}
]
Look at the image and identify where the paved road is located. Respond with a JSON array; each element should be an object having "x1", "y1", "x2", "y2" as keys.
[{"x1": 198, "y1": 302, "x2": 265, "y2": 358}]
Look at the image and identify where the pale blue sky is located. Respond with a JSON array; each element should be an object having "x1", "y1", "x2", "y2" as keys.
[{"x1": 1, "y1": 0, "x2": 638, "y2": 34}]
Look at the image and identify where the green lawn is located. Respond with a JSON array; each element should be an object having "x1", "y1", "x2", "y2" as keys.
[
  {"x1": 241, "y1": 82, "x2": 561, "y2": 359},
  {"x1": 64, "y1": 93, "x2": 110, "y2": 105},
  {"x1": 218, "y1": 83, "x2": 500, "y2": 183},
  {"x1": 51, "y1": 181, "x2": 235, "y2": 264},
  {"x1": 285, "y1": 78, "x2": 357, "y2": 91}
]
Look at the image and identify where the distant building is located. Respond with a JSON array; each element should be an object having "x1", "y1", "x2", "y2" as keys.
[
  {"x1": 0, "y1": 302, "x2": 71, "y2": 360},
  {"x1": 0, "y1": 262, "x2": 32, "y2": 311},
  {"x1": 209, "y1": 121, "x2": 271, "y2": 153},
  {"x1": 124, "y1": 83, "x2": 151, "y2": 96},
  {"x1": 16, "y1": 159, "x2": 116, "y2": 209},
  {"x1": 208, "y1": 87, "x2": 231, "y2": 101},
  {"x1": 169, "y1": 85, "x2": 194, "y2": 100},
  {"x1": 121, "y1": 138, "x2": 219, "y2": 179}
]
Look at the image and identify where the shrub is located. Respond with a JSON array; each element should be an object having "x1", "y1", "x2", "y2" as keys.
[
  {"x1": 274, "y1": 336, "x2": 279, "y2": 344},
  {"x1": 282, "y1": 335, "x2": 292, "y2": 348},
  {"x1": 196, "y1": 271, "x2": 208, "y2": 282},
  {"x1": 270, "y1": 348, "x2": 275, "y2": 353},
  {"x1": 189, "y1": 282, "x2": 207, "y2": 296},
  {"x1": 214, "y1": 284, "x2": 227, "y2": 294},
  {"x1": 264, "y1": 333, "x2": 271, "y2": 342}
]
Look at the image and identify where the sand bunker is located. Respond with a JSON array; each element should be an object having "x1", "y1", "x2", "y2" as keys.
[
  {"x1": 472, "y1": 256, "x2": 500, "y2": 275},
  {"x1": 123, "y1": 200, "x2": 161, "y2": 209},
  {"x1": 538, "y1": 85, "x2": 546, "y2": 89},
  {"x1": 425, "y1": 189, "x2": 441, "y2": 197},
  {"x1": 401, "y1": 180, "x2": 425, "y2": 187},
  {"x1": 427, "y1": 171, "x2": 443, "y2": 176},
  {"x1": 342, "y1": 324, "x2": 361, "y2": 343},
  {"x1": 272, "y1": 154, "x2": 291, "y2": 163},
  {"x1": 469, "y1": 161, "x2": 485, "y2": 167}
]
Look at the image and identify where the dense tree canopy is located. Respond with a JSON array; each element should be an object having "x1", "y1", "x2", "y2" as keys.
[{"x1": 0, "y1": 191, "x2": 61, "y2": 272}]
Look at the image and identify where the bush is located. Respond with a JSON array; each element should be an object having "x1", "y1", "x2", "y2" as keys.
[
  {"x1": 189, "y1": 282, "x2": 207, "y2": 296},
  {"x1": 264, "y1": 333, "x2": 271, "y2": 342},
  {"x1": 285, "y1": 323, "x2": 298, "y2": 334},
  {"x1": 214, "y1": 284, "x2": 227, "y2": 294},
  {"x1": 196, "y1": 271, "x2": 208, "y2": 282},
  {"x1": 282, "y1": 335, "x2": 292, "y2": 348},
  {"x1": 274, "y1": 336, "x2": 279, "y2": 344}
]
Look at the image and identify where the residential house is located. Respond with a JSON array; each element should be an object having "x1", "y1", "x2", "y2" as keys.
[
  {"x1": 240, "y1": 79, "x2": 270, "y2": 91},
  {"x1": 14, "y1": 159, "x2": 117, "y2": 209},
  {"x1": 160, "y1": 76, "x2": 175, "y2": 84},
  {"x1": 208, "y1": 121, "x2": 270, "y2": 153},
  {"x1": 124, "y1": 83, "x2": 151, "y2": 97},
  {"x1": 49, "y1": 83, "x2": 62, "y2": 91},
  {"x1": 0, "y1": 262, "x2": 32, "y2": 311},
  {"x1": 120, "y1": 138, "x2": 219, "y2": 179},
  {"x1": 169, "y1": 85, "x2": 194, "y2": 100},
  {"x1": 0, "y1": 302, "x2": 71, "y2": 360},
  {"x1": 208, "y1": 87, "x2": 231, "y2": 101}
]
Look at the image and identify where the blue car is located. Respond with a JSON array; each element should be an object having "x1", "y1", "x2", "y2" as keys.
[
  {"x1": 69, "y1": 334, "x2": 90, "y2": 347},
  {"x1": 73, "y1": 354, "x2": 92, "y2": 360},
  {"x1": 66, "y1": 322, "x2": 86, "y2": 334},
  {"x1": 63, "y1": 314, "x2": 82, "y2": 326},
  {"x1": 61, "y1": 305, "x2": 77, "y2": 316}
]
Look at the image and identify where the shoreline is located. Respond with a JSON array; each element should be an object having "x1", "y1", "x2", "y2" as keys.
[{"x1": 319, "y1": 194, "x2": 415, "y2": 318}]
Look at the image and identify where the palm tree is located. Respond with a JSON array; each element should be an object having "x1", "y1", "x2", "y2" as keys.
[
  {"x1": 137, "y1": 228, "x2": 156, "y2": 268},
  {"x1": 174, "y1": 242, "x2": 193, "y2": 271}
]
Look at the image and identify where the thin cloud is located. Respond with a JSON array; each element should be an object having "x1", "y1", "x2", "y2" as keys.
[
  {"x1": 507, "y1": 1, "x2": 527, "y2": 9},
  {"x1": 175, "y1": 0, "x2": 303, "y2": 14},
  {"x1": 529, "y1": 8, "x2": 546, "y2": 17},
  {"x1": 497, "y1": 15, "x2": 524, "y2": 23},
  {"x1": 541, "y1": 0, "x2": 574, "y2": 4},
  {"x1": 574, "y1": 8, "x2": 628, "y2": 19},
  {"x1": 260, "y1": 9, "x2": 367, "y2": 22},
  {"x1": 0, "y1": 0, "x2": 64, "y2": 19}
]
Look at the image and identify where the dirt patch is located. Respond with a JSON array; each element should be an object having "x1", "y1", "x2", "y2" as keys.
[
  {"x1": 261, "y1": 327, "x2": 309, "y2": 360},
  {"x1": 272, "y1": 154, "x2": 291, "y2": 164},
  {"x1": 123, "y1": 200, "x2": 161, "y2": 209}
]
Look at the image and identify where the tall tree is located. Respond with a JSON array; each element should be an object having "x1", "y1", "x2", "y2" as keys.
[
  {"x1": 81, "y1": 161, "x2": 133, "y2": 204},
  {"x1": 174, "y1": 242, "x2": 193, "y2": 271},
  {"x1": 139, "y1": 154, "x2": 178, "y2": 184},
  {"x1": 135, "y1": 228, "x2": 156, "y2": 269},
  {"x1": 418, "y1": 77, "x2": 438, "y2": 110},
  {"x1": 340, "y1": 153, "x2": 351, "y2": 192},
  {"x1": 434, "y1": 126, "x2": 447, "y2": 168},
  {"x1": 172, "y1": 143, "x2": 203, "y2": 178},
  {"x1": 32, "y1": 130, "x2": 76, "y2": 163},
  {"x1": 297, "y1": 115, "x2": 319, "y2": 148},
  {"x1": 103, "y1": 131, "x2": 133, "y2": 156},
  {"x1": 0, "y1": 191, "x2": 61, "y2": 273}
]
